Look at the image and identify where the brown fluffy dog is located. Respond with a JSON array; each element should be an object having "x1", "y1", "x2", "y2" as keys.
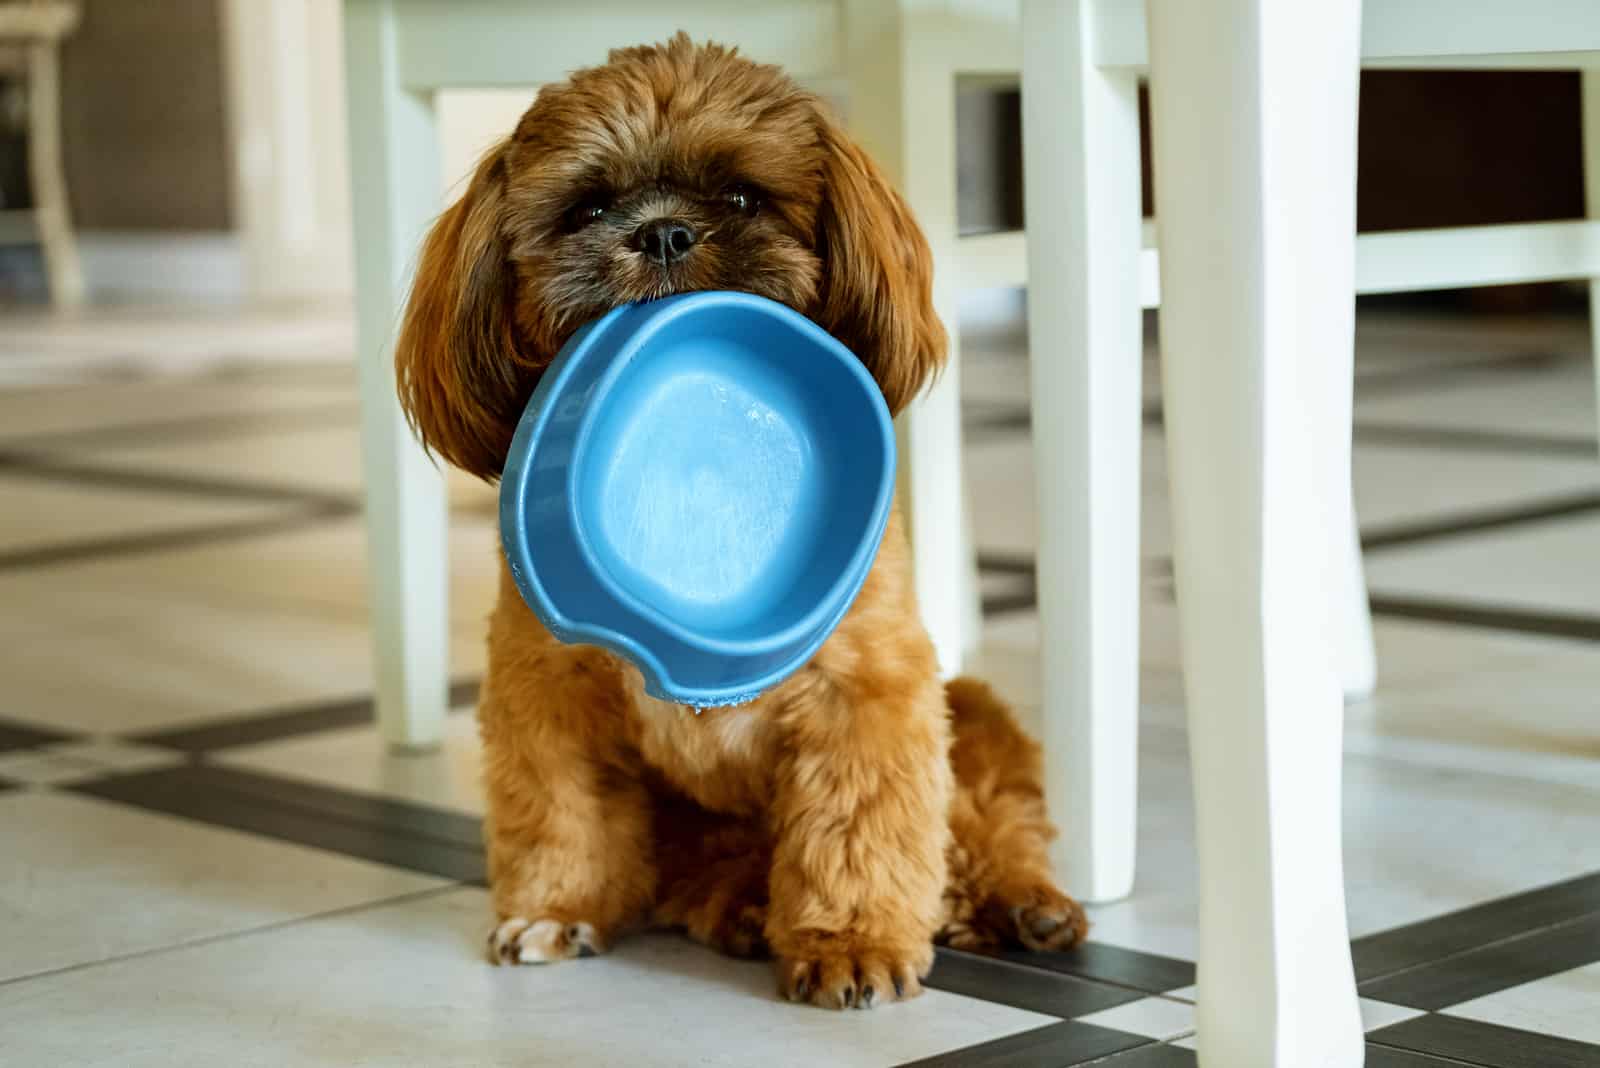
[{"x1": 396, "y1": 34, "x2": 1086, "y2": 1009}]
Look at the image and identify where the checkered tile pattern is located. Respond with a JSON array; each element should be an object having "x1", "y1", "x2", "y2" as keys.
[{"x1": 3, "y1": 305, "x2": 1599, "y2": 1065}]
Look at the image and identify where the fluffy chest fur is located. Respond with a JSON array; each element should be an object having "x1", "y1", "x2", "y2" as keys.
[
  {"x1": 480, "y1": 510, "x2": 925, "y2": 821},
  {"x1": 633, "y1": 698, "x2": 777, "y2": 814}
]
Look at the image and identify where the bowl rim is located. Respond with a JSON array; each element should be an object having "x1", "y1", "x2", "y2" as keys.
[
  {"x1": 500, "y1": 292, "x2": 896, "y2": 699},
  {"x1": 564, "y1": 293, "x2": 893, "y2": 654}
]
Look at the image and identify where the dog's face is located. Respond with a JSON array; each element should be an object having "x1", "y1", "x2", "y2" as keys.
[{"x1": 396, "y1": 34, "x2": 945, "y2": 480}]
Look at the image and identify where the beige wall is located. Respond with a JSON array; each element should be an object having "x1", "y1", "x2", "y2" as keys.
[{"x1": 60, "y1": 0, "x2": 231, "y2": 231}]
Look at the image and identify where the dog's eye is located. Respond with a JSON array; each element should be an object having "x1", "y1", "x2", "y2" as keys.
[
  {"x1": 567, "y1": 198, "x2": 610, "y2": 229},
  {"x1": 724, "y1": 185, "x2": 760, "y2": 217}
]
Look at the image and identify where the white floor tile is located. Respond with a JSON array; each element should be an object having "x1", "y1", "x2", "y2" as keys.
[
  {"x1": 1080, "y1": 722, "x2": 1600, "y2": 961},
  {"x1": 1357, "y1": 357, "x2": 1597, "y2": 441},
  {"x1": 1158, "y1": 996, "x2": 1418, "y2": 1034},
  {"x1": 0, "y1": 791, "x2": 447, "y2": 983},
  {"x1": 983, "y1": 602, "x2": 1600, "y2": 794},
  {"x1": 0, "y1": 303, "x2": 354, "y2": 389},
  {"x1": 966, "y1": 428, "x2": 1600, "y2": 562},
  {"x1": 214, "y1": 713, "x2": 486, "y2": 816},
  {"x1": 0, "y1": 598, "x2": 478, "y2": 736},
  {"x1": 1359, "y1": 998, "x2": 1425, "y2": 1032},
  {"x1": 1443, "y1": 962, "x2": 1600, "y2": 1045},
  {"x1": 1075, "y1": 996, "x2": 1194, "y2": 1040},
  {"x1": 0, "y1": 750, "x2": 105, "y2": 786},
  {"x1": 0, "y1": 371, "x2": 350, "y2": 440},
  {"x1": 0, "y1": 519, "x2": 491, "y2": 735},
  {"x1": 1366, "y1": 513, "x2": 1600, "y2": 619},
  {"x1": 0, "y1": 888, "x2": 1056, "y2": 1068},
  {"x1": 0, "y1": 476, "x2": 289, "y2": 556},
  {"x1": 0, "y1": 514, "x2": 500, "y2": 632},
  {"x1": 40, "y1": 739, "x2": 188, "y2": 776},
  {"x1": 67, "y1": 423, "x2": 497, "y2": 511}
]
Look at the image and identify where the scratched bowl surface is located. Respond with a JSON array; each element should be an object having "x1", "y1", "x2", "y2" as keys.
[{"x1": 499, "y1": 291, "x2": 895, "y2": 707}]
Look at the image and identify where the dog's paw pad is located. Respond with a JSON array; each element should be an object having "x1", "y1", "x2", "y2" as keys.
[
  {"x1": 1010, "y1": 889, "x2": 1088, "y2": 952},
  {"x1": 488, "y1": 918, "x2": 602, "y2": 965}
]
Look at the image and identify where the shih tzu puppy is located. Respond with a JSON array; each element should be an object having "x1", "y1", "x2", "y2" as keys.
[{"x1": 396, "y1": 33, "x2": 1086, "y2": 1009}]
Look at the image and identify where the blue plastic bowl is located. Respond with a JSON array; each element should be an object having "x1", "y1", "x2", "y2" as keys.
[{"x1": 499, "y1": 291, "x2": 896, "y2": 707}]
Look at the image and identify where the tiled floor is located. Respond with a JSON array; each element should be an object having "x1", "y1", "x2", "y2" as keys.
[{"x1": 1, "y1": 301, "x2": 1597, "y2": 1066}]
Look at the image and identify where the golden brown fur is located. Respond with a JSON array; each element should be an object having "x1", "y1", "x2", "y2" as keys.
[{"x1": 397, "y1": 34, "x2": 1085, "y2": 1009}]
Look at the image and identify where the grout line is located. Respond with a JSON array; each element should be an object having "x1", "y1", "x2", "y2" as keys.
[
  {"x1": 1367, "y1": 595, "x2": 1600, "y2": 642},
  {"x1": 1356, "y1": 908, "x2": 1600, "y2": 992},
  {"x1": 1352, "y1": 422, "x2": 1597, "y2": 459},
  {"x1": 1349, "y1": 349, "x2": 1578, "y2": 398},
  {"x1": 1361, "y1": 1039, "x2": 1486, "y2": 1068},
  {"x1": 135, "y1": 677, "x2": 482, "y2": 753},
  {"x1": 0, "y1": 502, "x2": 358, "y2": 573},
  {"x1": 0, "y1": 883, "x2": 464, "y2": 991},
  {"x1": 0, "y1": 450, "x2": 359, "y2": 510},
  {"x1": 1, "y1": 402, "x2": 359, "y2": 453},
  {"x1": 1360, "y1": 491, "x2": 1600, "y2": 552}
]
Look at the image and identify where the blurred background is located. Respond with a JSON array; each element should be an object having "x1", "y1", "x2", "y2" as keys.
[{"x1": 0, "y1": 3, "x2": 1588, "y2": 320}]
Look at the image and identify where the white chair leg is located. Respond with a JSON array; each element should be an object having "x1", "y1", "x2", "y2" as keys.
[
  {"x1": 898, "y1": 376, "x2": 976, "y2": 678},
  {"x1": 343, "y1": 0, "x2": 451, "y2": 751},
  {"x1": 845, "y1": 0, "x2": 979, "y2": 677},
  {"x1": 25, "y1": 39, "x2": 84, "y2": 309},
  {"x1": 1583, "y1": 69, "x2": 1600, "y2": 462},
  {"x1": 1146, "y1": 1, "x2": 1363, "y2": 1064},
  {"x1": 1019, "y1": 0, "x2": 1142, "y2": 905}
]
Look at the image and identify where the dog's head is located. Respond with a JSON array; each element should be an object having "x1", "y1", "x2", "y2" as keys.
[{"x1": 396, "y1": 33, "x2": 945, "y2": 480}]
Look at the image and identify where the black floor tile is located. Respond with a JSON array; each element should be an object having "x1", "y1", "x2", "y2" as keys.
[
  {"x1": 1366, "y1": 596, "x2": 1600, "y2": 643},
  {"x1": 172, "y1": 763, "x2": 482, "y2": 847},
  {"x1": 1362, "y1": 912, "x2": 1600, "y2": 1010},
  {"x1": 1095, "y1": 1039, "x2": 1492, "y2": 1067},
  {"x1": 1097, "y1": 1043, "x2": 1197, "y2": 1066},
  {"x1": 135, "y1": 678, "x2": 481, "y2": 753},
  {"x1": 1353, "y1": 873, "x2": 1600, "y2": 982},
  {"x1": 1369, "y1": 1013, "x2": 1600, "y2": 1068},
  {"x1": 896, "y1": 1020, "x2": 1150, "y2": 1067},
  {"x1": 0, "y1": 718, "x2": 76, "y2": 753},
  {"x1": 0, "y1": 450, "x2": 356, "y2": 508},
  {"x1": 997, "y1": 942, "x2": 1196, "y2": 996},
  {"x1": 1365, "y1": 1045, "x2": 1483, "y2": 1067},
  {"x1": 0, "y1": 504, "x2": 354, "y2": 574},
  {"x1": 1360, "y1": 490, "x2": 1600, "y2": 552},
  {"x1": 1352, "y1": 421, "x2": 1598, "y2": 459},
  {"x1": 926, "y1": 948, "x2": 1143, "y2": 1018},
  {"x1": 70, "y1": 764, "x2": 484, "y2": 884}
]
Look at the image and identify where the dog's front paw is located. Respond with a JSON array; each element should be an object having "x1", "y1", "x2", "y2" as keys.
[
  {"x1": 1011, "y1": 885, "x2": 1088, "y2": 952},
  {"x1": 773, "y1": 930, "x2": 934, "y2": 1009},
  {"x1": 487, "y1": 917, "x2": 604, "y2": 965}
]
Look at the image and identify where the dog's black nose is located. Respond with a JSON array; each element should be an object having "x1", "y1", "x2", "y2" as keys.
[{"x1": 637, "y1": 219, "x2": 696, "y2": 265}]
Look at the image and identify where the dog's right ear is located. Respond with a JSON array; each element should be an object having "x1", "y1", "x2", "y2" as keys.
[{"x1": 395, "y1": 143, "x2": 532, "y2": 481}]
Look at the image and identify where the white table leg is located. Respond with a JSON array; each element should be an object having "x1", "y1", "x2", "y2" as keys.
[
  {"x1": 343, "y1": 0, "x2": 451, "y2": 751},
  {"x1": 1334, "y1": 505, "x2": 1377, "y2": 700},
  {"x1": 26, "y1": 38, "x2": 84, "y2": 309},
  {"x1": 1146, "y1": 1, "x2": 1364, "y2": 1064},
  {"x1": 1584, "y1": 69, "x2": 1600, "y2": 462},
  {"x1": 1019, "y1": 0, "x2": 1142, "y2": 905}
]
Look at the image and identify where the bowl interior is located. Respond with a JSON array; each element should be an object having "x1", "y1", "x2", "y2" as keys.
[{"x1": 574, "y1": 303, "x2": 888, "y2": 643}]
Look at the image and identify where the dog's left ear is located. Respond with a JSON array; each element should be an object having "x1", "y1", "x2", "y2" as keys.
[
  {"x1": 810, "y1": 106, "x2": 946, "y2": 415},
  {"x1": 396, "y1": 143, "x2": 535, "y2": 481}
]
